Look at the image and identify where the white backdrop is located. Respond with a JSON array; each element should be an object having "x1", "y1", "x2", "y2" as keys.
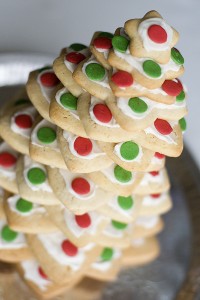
[{"x1": 0, "y1": 0, "x2": 199, "y2": 165}]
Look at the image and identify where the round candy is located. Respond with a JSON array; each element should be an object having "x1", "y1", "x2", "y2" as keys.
[
  {"x1": 162, "y1": 79, "x2": 183, "y2": 96},
  {"x1": 38, "y1": 267, "x2": 48, "y2": 279},
  {"x1": 69, "y1": 43, "x2": 87, "y2": 51},
  {"x1": 15, "y1": 114, "x2": 33, "y2": 129},
  {"x1": 111, "y1": 71, "x2": 134, "y2": 87},
  {"x1": 27, "y1": 168, "x2": 46, "y2": 185},
  {"x1": 120, "y1": 141, "x2": 139, "y2": 160},
  {"x1": 37, "y1": 127, "x2": 56, "y2": 144},
  {"x1": 16, "y1": 198, "x2": 33, "y2": 213},
  {"x1": 176, "y1": 91, "x2": 185, "y2": 102},
  {"x1": 75, "y1": 213, "x2": 91, "y2": 228},
  {"x1": 117, "y1": 195, "x2": 134, "y2": 210},
  {"x1": 151, "y1": 193, "x2": 161, "y2": 198},
  {"x1": 147, "y1": 25, "x2": 167, "y2": 44},
  {"x1": 128, "y1": 97, "x2": 148, "y2": 113},
  {"x1": 61, "y1": 240, "x2": 78, "y2": 257},
  {"x1": 171, "y1": 48, "x2": 184, "y2": 65},
  {"x1": 114, "y1": 165, "x2": 132, "y2": 183},
  {"x1": 60, "y1": 92, "x2": 78, "y2": 110},
  {"x1": 179, "y1": 118, "x2": 187, "y2": 131},
  {"x1": 1, "y1": 225, "x2": 18, "y2": 242},
  {"x1": 154, "y1": 152, "x2": 165, "y2": 159},
  {"x1": 98, "y1": 32, "x2": 114, "y2": 39},
  {"x1": 74, "y1": 137, "x2": 93, "y2": 156},
  {"x1": 15, "y1": 99, "x2": 30, "y2": 106},
  {"x1": 101, "y1": 247, "x2": 114, "y2": 261},
  {"x1": 149, "y1": 171, "x2": 159, "y2": 177},
  {"x1": 0, "y1": 152, "x2": 17, "y2": 168},
  {"x1": 66, "y1": 52, "x2": 86, "y2": 64},
  {"x1": 93, "y1": 37, "x2": 112, "y2": 50},
  {"x1": 40, "y1": 72, "x2": 59, "y2": 87},
  {"x1": 143, "y1": 60, "x2": 162, "y2": 78},
  {"x1": 71, "y1": 177, "x2": 90, "y2": 195},
  {"x1": 112, "y1": 220, "x2": 127, "y2": 230},
  {"x1": 85, "y1": 63, "x2": 106, "y2": 81},
  {"x1": 38, "y1": 66, "x2": 51, "y2": 73},
  {"x1": 154, "y1": 119, "x2": 173, "y2": 135},
  {"x1": 93, "y1": 104, "x2": 112, "y2": 123},
  {"x1": 112, "y1": 35, "x2": 129, "y2": 53}
]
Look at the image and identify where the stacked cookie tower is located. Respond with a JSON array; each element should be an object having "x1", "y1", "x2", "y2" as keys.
[{"x1": 0, "y1": 10, "x2": 187, "y2": 299}]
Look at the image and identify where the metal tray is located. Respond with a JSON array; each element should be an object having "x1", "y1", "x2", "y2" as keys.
[{"x1": 0, "y1": 54, "x2": 199, "y2": 300}]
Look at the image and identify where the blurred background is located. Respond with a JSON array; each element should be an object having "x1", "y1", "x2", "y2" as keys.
[{"x1": 0, "y1": 0, "x2": 199, "y2": 166}]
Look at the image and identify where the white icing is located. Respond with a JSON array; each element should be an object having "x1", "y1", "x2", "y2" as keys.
[
  {"x1": 144, "y1": 121, "x2": 177, "y2": 144},
  {"x1": 31, "y1": 119, "x2": 59, "y2": 150},
  {"x1": 101, "y1": 163, "x2": 136, "y2": 186},
  {"x1": 59, "y1": 169, "x2": 96, "y2": 200},
  {"x1": 63, "y1": 131, "x2": 106, "y2": 159},
  {"x1": 94, "y1": 47, "x2": 110, "y2": 59},
  {"x1": 37, "y1": 69, "x2": 58, "y2": 103},
  {"x1": 136, "y1": 216, "x2": 159, "y2": 229},
  {"x1": 142, "y1": 192, "x2": 167, "y2": 207},
  {"x1": 113, "y1": 141, "x2": 143, "y2": 162},
  {"x1": 103, "y1": 222, "x2": 129, "y2": 238},
  {"x1": 0, "y1": 220, "x2": 27, "y2": 249},
  {"x1": 107, "y1": 195, "x2": 135, "y2": 217},
  {"x1": 140, "y1": 169, "x2": 165, "y2": 186},
  {"x1": 0, "y1": 142, "x2": 17, "y2": 180},
  {"x1": 55, "y1": 87, "x2": 79, "y2": 119},
  {"x1": 23, "y1": 156, "x2": 52, "y2": 192},
  {"x1": 21, "y1": 260, "x2": 51, "y2": 291},
  {"x1": 91, "y1": 249, "x2": 121, "y2": 272},
  {"x1": 7, "y1": 194, "x2": 46, "y2": 216},
  {"x1": 150, "y1": 154, "x2": 164, "y2": 166},
  {"x1": 10, "y1": 106, "x2": 36, "y2": 138},
  {"x1": 138, "y1": 17, "x2": 173, "y2": 52},
  {"x1": 89, "y1": 97, "x2": 120, "y2": 128},
  {"x1": 64, "y1": 46, "x2": 90, "y2": 72},
  {"x1": 37, "y1": 231, "x2": 94, "y2": 270}
]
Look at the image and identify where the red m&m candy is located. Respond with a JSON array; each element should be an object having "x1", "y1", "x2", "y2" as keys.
[
  {"x1": 15, "y1": 114, "x2": 33, "y2": 129},
  {"x1": 162, "y1": 79, "x2": 183, "y2": 96},
  {"x1": 111, "y1": 71, "x2": 134, "y2": 87},
  {"x1": 93, "y1": 104, "x2": 112, "y2": 123},
  {"x1": 38, "y1": 267, "x2": 48, "y2": 279},
  {"x1": 74, "y1": 137, "x2": 93, "y2": 156},
  {"x1": 61, "y1": 240, "x2": 78, "y2": 257},
  {"x1": 66, "y1": 52, "x2": 86, "y2": 64},
  {"x1": 151, "y1": 193, "x2": 161, "y2": 198},
  {"x1": 154, "y1": 152, "x2": 165, "y2": 159},
  {"x1": 149, "y1": 171, "x2": 159, "y2": 177},
  {"x1": 154, "y1": 119, "x2": 173, "y2": 135},
  {"x1": 71, "y1": 177, "x2": 90, "y2": 195},
  {"x1": 93, "y1": 37, "x2": 112, "y2": 50},
  {"x1": 40, "y1": 72, "x2": 59, "y2": 87},
  {"x1": 147, "y1": 25, "x2": 167, "y2": 44},
  {"x1": 0, "y1": 152, "x2": 17, "y2": 168},
  {"x1": 75, "y1": 213, "x2": 91, "y2": 228}
]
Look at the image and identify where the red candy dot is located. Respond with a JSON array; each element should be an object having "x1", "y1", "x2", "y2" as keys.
[
  {"x1": 149, "y1": 171, "x2": 159, "y2": 177},
  {"x1": 154, "y1": 118, "x2": 173, "y2": 135},
  {"x1": 147, "y1": 25, "x2": 167, "y2": 44},
  {"x1": 151, "y1": 193, "x2": 161, "y2": 198},
  {"x1": 61, "y1": 240, "x2": 78, "y2": 257},
  {"x1": 66, "y1": 52, "x2": 86, "y2": 64},
  {"x1": 38, "y1": 267, "x2": 48, "y2": 280},
  {"x1": 0, "y1": 152, "x2": 17, "y2": 168},
  {"x1": 111, "y1": 71, "x2": 134, "y2": 87},
  {"x1": 162, "y1": 79, "x2": 183, "y2": 96},
  {"x1": 154, "y1": 152, "x2": 165, "y2": 159},
  {"x1": 93, "y1": 37, "x2": 112, "y2": 50},
  {"x1": 93, "y1": 104, "x2": 112, "y2": 123},
  {"x1": 75, "y1": 213, "x2": 91, "y2": 228},
  {"x1": 71, "y1": 177, "x2": 90, "y2": 195},
  {"x1": 40, "y1": 72, "x2": 59, "y2": 87},
  {"x1": 15, "y1": 114, "x2": 33, "y2": 129},
  {"x1": 74, "y1": 137, "x2": 93, "y2": 156}
]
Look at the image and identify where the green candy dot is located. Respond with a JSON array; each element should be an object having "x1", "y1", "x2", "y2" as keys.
[
  {"x1": 128, "y1": 97, "x2": 148, "y2": 114},
  {"x1": 16, "y1": 198, "x2": 33, "y2": 213},
  {"x1": 143, "y1": 60, "x2": 161, "y2": 78},
  {"x1": 179, "y1": 118, "x2": 187, "y2": 131},
  {"x1": 100, "y1": 247, "x2": 114, "y2": 261},
  {"x1": 60, "y1": 92, "x2": 78, "y2": 110},
  {"x1": 1, "y1": 225, "x2": 18, "y2": 242},
  {"x1": 27, "y1": 168, "x2": 46, "y2": 185},
  {"x1": 69, "y1": 43, "x2": 87, "y2": 51},
  {"x1": 171, "y1": 48, "x2": 184, "y2": 65},
  {"x1": 85, "y1": 63, "x2": 106, "y2": 81},
  {"x1": 117, "y1": 196, "x2": 134, "y2": 210},
  {"x1": 120, "y1": 141, "x2": 139, "y2": 160},
  {"x1": 114, "y1": 165, "x2": 132, "y2": 183},
  {"x1": 98, "y1": 32, "x2": 114, "y2": 39},
  {"x1": 112, "y1": 35, "x2": 129, "y2": 53},
  {"x1": 112, "y1": 220, "x2": 128, "y2": 230},
  {"x1": 38, "y1": 66, "x2": 52, "y2": 73},
  {"x1": 37, "y1": 127, "x2": 56, "y2": 144},
  {"x1": 176, "y1": 91, "x2": 185, "y2": 102},
  {"x1": 15, "y1": 99, "x2": 30, "y2": 106}
]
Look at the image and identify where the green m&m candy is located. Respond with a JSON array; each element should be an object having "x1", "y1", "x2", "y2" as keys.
[
  {"x1": 37, "y1": 127, "x2": 56, "y2": 144},
  {"x1": 27, "y1": 168, "x2": 46, "y2": 185},
  {"x1": 117, "y1": 195, "x2": 134, "y2": 210},
  {"x1": 114, "y1": 165, "x2": 132, "y2": 183},
  {"x1": 143, "y1": 60, "x2": 161, "y2": 78},
  {"x1": 15, "y1": 99, "x2": 30, "y2": 106},
  {"x1": 112, "y1": 35, "x2": 129, "y2": 53},
  {"x1": 176, "y1": 90, "x2": 185, "y2": 102},
  {"x1": 85, "y1": 63, "x2": 106, "y2": 81},
  {"x1": 128, "y1": 97, "x2": 148, "y2": 113},
  {"x1": 98, "y1": 32, "x2": 114, "y2": 39},
  {"x1": 120, "y1": 141, "x2": 139, "y2": 160},
  {"x1": 101, "y1": 247, "x2": 114, "y2": 261},
  {"x1": 179, "y1": 118, "x2": 187, "y2": 131},
  {"x1": 112, "y1": 220, "x2": 128, "y2": 230},
  {"x1": 1, "y1": 225, "x2": 18, "y2": 242},
  {"x1": 60, "y1": 92, "x2": 78, "y2": 110},
  {"x1": 171, "y1": 48, "x2": 184, "y2": 65},
  {"x1": 16, "y1": 198, "x2": 33, "y2": 213},
  {"x1": 69, "y1": 43, "x2": 87, "y2": 51}
]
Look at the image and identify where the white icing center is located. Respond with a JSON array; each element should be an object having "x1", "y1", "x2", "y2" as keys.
[
  {"x1": 37, "y1": 69, "x2": 58, "y2": 103},
  {"x1": 0, "y1": 220, "x2": 27, "y2": 249},
  {"x1": 113, "y1": 141, "x2": 143, "y2": 163},
  {"x1": 136, "y1": 216, "x2": 159, "y2": 229},
  {"x1": 107, "y1": 195, "x2": 135, "y2": 217},
  {"x1": 64, "y1": 47, "x2": 90, "y2": 73},
  {"x1": 140, "y1": 169, "x2": 165, "y2": 186},
  {"x1": 101, "y1": 163, "x2": 136, "y2": 186},
  {"x1": 91, "y1": 249, "x2": 121, "y2": 272},
  {"x1": 142, "y1": 192, "x2": 167, "y2": 207},
  {"x1": 55, "y1": 87, "x2": 79, "y2": 119}
]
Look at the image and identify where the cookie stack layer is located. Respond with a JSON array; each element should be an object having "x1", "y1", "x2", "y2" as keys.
[{"x1": 0, "y1": 10, "x2": 186, "y2": 299}]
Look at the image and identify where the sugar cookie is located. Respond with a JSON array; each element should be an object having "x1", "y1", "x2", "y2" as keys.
[{"x1": 140, "y1": 192, "x2": 172, "y2": 216}]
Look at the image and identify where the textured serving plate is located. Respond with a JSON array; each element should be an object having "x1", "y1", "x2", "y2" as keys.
[{"x1": 0, "y1": 54, "x2": 199, "y2": 300}]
